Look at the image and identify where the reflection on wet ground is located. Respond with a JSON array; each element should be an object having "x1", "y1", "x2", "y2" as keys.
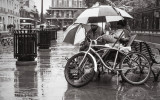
[
  {"x1": 0, "y1": 30, "x2": 160, "y2": 100},
  {"x1": 65, "y1": 80, "x2": 160, "y2": 100}
]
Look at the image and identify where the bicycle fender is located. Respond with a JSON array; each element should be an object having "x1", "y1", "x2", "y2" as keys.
[{"x1": 80, "y1": 51, "x2": 98, "y2": 72}]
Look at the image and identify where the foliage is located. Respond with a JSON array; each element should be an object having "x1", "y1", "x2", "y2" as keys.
[
  {"x1": 113, "y1": 0, "x2": 157, "y2": 11},
  {"x1": 83, "y1": 0, "x2": 115, "y2": 7},
  {"x1": 83, "y1": 0, "x2": 158, "y2": 12}
]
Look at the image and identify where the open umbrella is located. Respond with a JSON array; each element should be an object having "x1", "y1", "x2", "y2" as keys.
[
  {"x1": 63, "y1": 24, "x2": 91, "y2": 45},
  {"x1": 74, "y1": 5, "x2": 124, "y2": 24},
  {"x1": 116, "y1": 8, "x2": 133, "y2": 19}
]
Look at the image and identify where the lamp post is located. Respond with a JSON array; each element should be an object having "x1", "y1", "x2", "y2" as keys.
[{"x1": 41, "y1": 0, "x2": 43, "y2": 24}]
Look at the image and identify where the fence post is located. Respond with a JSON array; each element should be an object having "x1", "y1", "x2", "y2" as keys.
[{"x1": 13, "y1": 29, "x2": 37, "y2": 65}]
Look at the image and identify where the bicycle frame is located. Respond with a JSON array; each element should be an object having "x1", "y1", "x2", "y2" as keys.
[{"x1": 79, "y1": 40, "x2": 127, "y2": 72}]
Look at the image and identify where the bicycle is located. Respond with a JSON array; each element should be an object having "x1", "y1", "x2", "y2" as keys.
[{"x1": 64, "y1": 34, "x2": 151, "y2": 87}]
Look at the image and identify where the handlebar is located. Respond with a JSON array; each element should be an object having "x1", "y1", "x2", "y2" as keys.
[{"x1": 86, "y1": 35, "x2": 103, "y2": 45}]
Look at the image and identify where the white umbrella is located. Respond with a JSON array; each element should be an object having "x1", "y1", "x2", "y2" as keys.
[
  {"x1": 74, "y1": 5, "x2": 124, "y2": 24},
  {"x1": 116, "y1": 8, "x2": 133, "y2": 19},
  {"x1": 75, "y1": 16, "x2": 123, "y2": 23}
]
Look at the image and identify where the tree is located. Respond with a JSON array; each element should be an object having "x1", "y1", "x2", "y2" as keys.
[
  {"x1": 84, "y1": 0, "x2": 116, "y2": 7},
  {"x1": 113, "y1": 0, "x2": 156, "y2": 11}
]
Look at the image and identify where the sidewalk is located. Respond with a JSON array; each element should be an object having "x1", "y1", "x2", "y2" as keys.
[
  {"x1": 0, "y1": 30, "x2": 160, "y2": 100},
  {"x1": 0, "y1": 30, "x2": 80, "y2": 100}
]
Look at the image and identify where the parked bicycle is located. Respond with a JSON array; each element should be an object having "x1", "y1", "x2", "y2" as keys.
[
  {"x1": 64, "y1": 34, "x2": 151, "y2": 87},
  {"x1": 1, "y1": 37, "x2": 13, "y2": 46}
]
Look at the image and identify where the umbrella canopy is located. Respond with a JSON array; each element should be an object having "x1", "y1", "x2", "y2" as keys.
[
  {"x1": 74, "y1": 5, "x2": 124, "y2": 24},
  {"x1": 63, "y1": 24, "x2": 91, "y2": 45},
  {"x1": 77, "y1": 5, "x2": 120, "y2": 18},
  {"x1": 116, "y1": 8, "x2": 133, "y2": 19}
]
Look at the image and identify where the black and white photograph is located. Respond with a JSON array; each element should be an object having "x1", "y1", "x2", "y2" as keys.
[{"x1": 0, "y1": 0, "x2": 160, "y2": 100}]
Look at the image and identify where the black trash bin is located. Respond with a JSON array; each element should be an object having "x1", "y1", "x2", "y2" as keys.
[
  {"x1": 38, "y1": 29, "x2": 51, "y2": 49},
  {"x1": 14, "y1": 30, "x2": 37, "y2": 61},
  {"x1": 50, "y1": 29, "x2": 57, "y2": 40}
]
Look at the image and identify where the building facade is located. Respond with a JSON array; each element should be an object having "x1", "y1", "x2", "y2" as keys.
[
  {"x1": 0, "y1": 0, "x2": 20, "y2": 31},
  {"x1": 46, "y1": 0, "x2": 86, "y2": 27},
  {"x1": 18, "y1": 0, "x2": 39, "y2": 29}
]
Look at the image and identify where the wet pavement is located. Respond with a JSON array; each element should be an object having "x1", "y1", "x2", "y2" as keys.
[{"x1": 0, "y1": 30, "x2": 160, "y2": 100}]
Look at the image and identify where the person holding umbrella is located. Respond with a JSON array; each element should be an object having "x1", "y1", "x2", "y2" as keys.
[{"x1": 100, "y1": 20, "x2": 131, "y2": 46}]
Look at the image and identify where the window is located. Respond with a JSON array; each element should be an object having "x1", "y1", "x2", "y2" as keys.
[
  {"x1": 69, "y1": 0, "x2": 72, "y2": 7},
  {"x1": 64, "y1": 0, "x2": 67, "y2": 7},
  {"x1": 59, "y1": 0, "x2": 62, "y2": 7},
  {"x1": 79, "y1": 1, "x2": 82, "y2": 8},
  {"x1": 74, "y1": 1, "x2": 77, "y2": 7}
]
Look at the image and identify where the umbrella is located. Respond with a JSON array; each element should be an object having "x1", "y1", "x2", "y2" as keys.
[
  {"x1": 74, "y1": 5, "x2": 124, "y2": 24},
  {"x1": 116, "y1": 8, "x2": 133, "y2": 19},
  {"x1": 63, "y1": 24, "x2": 91, "y2": 45}
]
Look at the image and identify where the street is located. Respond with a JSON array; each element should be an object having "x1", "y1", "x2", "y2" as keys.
[{"x1": 0, "y1": 30, "x2": 160, "y2": 100}]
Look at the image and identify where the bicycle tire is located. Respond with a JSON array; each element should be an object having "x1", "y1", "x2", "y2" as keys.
[
  {"x1": 119, "y1": 52, "x2": 151, "y2": 85},
  {"x1": 64, "y1": 52, "x2": 95, "y2": 87}
]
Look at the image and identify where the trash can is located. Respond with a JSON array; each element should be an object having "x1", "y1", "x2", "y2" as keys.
[
  {"x1": 50, "y1": 29, "x2": 57, "y2": 40},
  {"x1": 14, "y1": 30, "x2": 37, "y2": 61},
  {"x1": 38, "y1": 29, "x2": 51, "y2": 49}
]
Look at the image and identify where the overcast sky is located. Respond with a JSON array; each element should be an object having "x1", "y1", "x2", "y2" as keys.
[{"x1": 34, "y1": 0, "x2": 51, "y2": 13}]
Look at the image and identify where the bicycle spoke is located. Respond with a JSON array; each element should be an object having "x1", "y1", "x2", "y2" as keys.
[
  {"x1": 64, "y1": 53, "x2": 95, "y2": 87},
  {"x1": 120, "y1": 52, "x2": 151, "y2": 85}
]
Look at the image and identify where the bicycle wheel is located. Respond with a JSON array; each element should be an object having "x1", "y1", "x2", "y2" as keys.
[
  {"x1": 119, "y1": 52, "x2": 151, "y2": 85},
  {"x1": 64, "y1": 52, "x2": 95, "y2": 87}
]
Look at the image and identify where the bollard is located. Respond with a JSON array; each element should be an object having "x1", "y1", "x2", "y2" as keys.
[{"x1": 13, "y1": 29, "x2": 37, "y2": 65}]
